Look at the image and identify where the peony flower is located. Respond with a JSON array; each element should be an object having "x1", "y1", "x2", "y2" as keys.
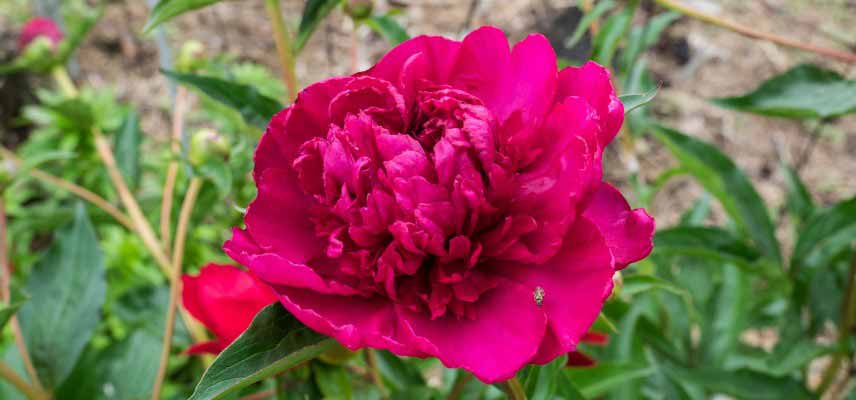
[
  {"x1": 181, "y1": 263, "x2": 277, "y2": 354},
  {"x1": 17, "y1": 17, "x2": 64, "y2": 52},
  {"x1": 225, "y1": 26, "x2": 654, "y2": 382}
]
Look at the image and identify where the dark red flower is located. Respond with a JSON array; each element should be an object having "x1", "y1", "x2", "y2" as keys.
[{"x1": 17, "y1": 17, "x2": 63, "y2": 52}]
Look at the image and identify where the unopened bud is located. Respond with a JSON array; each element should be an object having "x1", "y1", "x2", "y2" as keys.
[
  {"x1": 344, "y1": 0, "x2": 374, "y2": 20},
  {"x1": 17, "y1": 17, "x2": 64, "y2": 53},
  {"x1": 188, "y1": 129, "x2": 230, "y2": 167},
  {"x1": 177, "y1": 40, "x2": 206, "y2": 73}
]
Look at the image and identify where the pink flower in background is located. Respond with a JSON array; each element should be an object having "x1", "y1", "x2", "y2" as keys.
[
  {"x1": 225, "y1": 26, "x2": 654, "y2": 382},
  {"x1": 567, "y1": 332, "x2": 609, "y2": 367},
  {"x1": 181, "y1": 264, "x2": 276, "y2": 355},
  {"x1": 17, "y1": 17, "x2": 64, "y2": 52}
]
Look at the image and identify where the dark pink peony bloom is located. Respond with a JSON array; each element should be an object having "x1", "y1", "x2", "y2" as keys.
[
  {"x1": 17, "y1": 17, "x2": 64, "y2": 52},
  {"x1": 181, "y1": 264, "x2": 277, "y2": 354},
  {"x1": 225, "y1": 26, "x2": 654, "y2": 382}
]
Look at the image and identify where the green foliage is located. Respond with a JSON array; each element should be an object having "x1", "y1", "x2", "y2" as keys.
[
  {"x1": 295, "y1": 0, "x2": 344, "y2": 53},
  {"x1": 711, "y1": 64, "x2": 856, "y2": 119},
  {"x1": 188, "y1": 304, "x2": 335, "y2": 400},
  {"x1": 364, "y1": 14, "x2": 410, "y2": 45},
  {"x1": 18, "y1": 204, "x2": 106, "y2": 389},
  {"x1": 144, "y1": 0, "x2": 225, "y2": 33}
]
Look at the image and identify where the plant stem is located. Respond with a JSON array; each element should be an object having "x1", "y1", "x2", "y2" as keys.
[
  {"x1": 0, "y1": 199, "x2": 45, "y2": 397},
  {"x1": 365, "y1": 349, "x2": 388, "y2": 399},
  {"x1": 654, "y1": 0, "x2": 856, "y2": 63},
  {"x1": 160, "y1": 86, "x2": 189, "y2": 253},
  {"x1": 817, "y1": 249, "x2": 856, "y2": 395},
  {"x1": 51, "y1": 66, "x2": 78, "y2": 97},
  {"x1": 499, "y1": 377, "x2": 527, "y2": 400},
  {"x1": 0, "y1": 362, "x2": 47, "y2": 400},
  {"x1": 0, "y1": 146, "x2": 134, "y2": 230},
  {"x1": 93, "y1": 130, "x2": 173, "y2": 276},
  {"x1": 447, "y1": 371, "x2": 473, "y2": 400},
  {"x1": 151, "y1": 177, "x2": 202, "y2": 400},
  {"x1": 264, "y1": 0, "x2": 298, "y2": 102}
]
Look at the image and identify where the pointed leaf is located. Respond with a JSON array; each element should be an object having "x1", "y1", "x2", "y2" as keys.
[
  {"x1": 188, "y1": 303, "x2": 335, "y2": 400},
  {"x1": 0, "y1": 286, "x2": 28, "y2": 331},
  {"x1": 711, "y1": 64, "x2": 856, "y2": 119},
  {"x1": 781, "y1": 164, "x2": 815, "y2": 225},
  {"x1": 565, "y1": 363, "x2": 653, "y2": 398},
  {"x1": 162, "y1": 69, "x2": 283, "y2": 129},
  {"x1": 791, "y1": 196, "x2": 856, "y2": 272},
  {"x1": 521, "y1": 355, "x2": 568, "y2": 400},
  {"x1": 18, "y1": 204, "x2": 106, "y2": 389},
  {"x1": 651, "y1": 124, "x2": 781, "y2": 265},
  {"x1": 373, "y1": 350, "x2": 424, "y2": 392},
  {"x1": 619, "y1": 86, "x2": 659, "y2": 114},
  {"x1": 364, "y1": 15, "x2": 410, "y2": 45},
  {"x1": 295, "y1": 0, "x2": 343, "y2": 53},
  {"x1": 144, "y1": 0, "x2": 224, "y2": 33},
  {"x1": 113, "y1": 110, "x2": 143, "y2": 190}
]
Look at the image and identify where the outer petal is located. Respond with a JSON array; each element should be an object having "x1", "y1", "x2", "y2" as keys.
[
  {"x1": 186, "y1": 340, "x2": 227, "y2": 355},
  {"x1": 556, "y1": 61, "x2": 624, "y2": 146},
  {"x1": 497, "y1": 34, "x2": 557, "y2": 125},
  {"x1": 272, "y1": 287, "x2": 425, "y2": 357},
  {"x1": 362, "y1": 34, "x2": 461, "y2": 90},
  {"x1": 490, "y1": 218, "x2": 615, "y2": 364},
  {"x1": 397, "y1": 281, "x2": 548, "y2": 383},
  {"x1": 580, "y1": 183, "x2": 655, "y2": 269},
  {"x1": 449, "y1": 27, "x2": 512, "y2": 119},
  {"x1": 243, "y1": 168, "x2": 325, "y2": 263},
  {"x1": 254, "y1": 77, "x2": 351, "y2": 179}
]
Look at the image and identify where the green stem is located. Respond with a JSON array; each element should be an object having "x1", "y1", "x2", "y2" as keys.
[
  {"x1": 0, "y1": 362, "x2": 47, "y2": 400},
  {"x1": 51, "y1": 66, "x2": 78, "y2": 97},
  {"x1": 499, "y1": 377, "x2": 527, "y2": 400},
  {"x1": 653, "y1": 0, "x2": 856, "y2": 63},
  {"x1": 365, "y1": 349, "x2": 389, "y2": 399},
  {"x1": 816, "y1": 250, "x2": 856, "y2": 395},
  {"x1": 264, "y1": 0, "x2": 298, "y2": 102},
  {"x1": 447, "y1": 371, "x2": 473, "y2": 400}
]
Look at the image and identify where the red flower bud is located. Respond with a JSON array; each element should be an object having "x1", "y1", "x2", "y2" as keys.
[{"x1": 17, "y1": 17, "x2": 64, "y2": 52}]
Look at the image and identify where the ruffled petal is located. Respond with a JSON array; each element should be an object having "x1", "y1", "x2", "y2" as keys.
[
  {"x1": 580, "y1": 183, "x2": 655, "y2": 269},
  {"x1": 398, "y1": 281, "x2": 548, "y2": 382},
  {"x1": 556, "y1": 61, "x2": 623, "y2": 146},
  {"x1": 490, "y1": 218, "x2": 615, "y2": 364},
  {"x1": 361, "y1": 34, "x2": 462, "y2": 90}
]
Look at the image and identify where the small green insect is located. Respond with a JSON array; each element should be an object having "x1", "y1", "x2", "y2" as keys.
[{"x1": 533, "y1": 286, "x2": 545, "y2": 307}]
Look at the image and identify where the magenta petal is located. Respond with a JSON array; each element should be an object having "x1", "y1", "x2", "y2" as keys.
[
  {"x1": 398, "y1": 281, "x2": 548, "y2": 383},
  {"x1": 556, "y1": 61, "x2": 624, "y2": 146},
  {"x1": 254, "y1": 77, "x2": 351, "y2": 179},
  {"x1": 274, "y1": 288, "x2": 425, "y2": 357},
  {"x1": 244, "y1": 168, "x2": 325, "y2": 263},
  {"x1": 186, "y1": 340, "x2": 227, "y2": 355},
  {"x1": 491, "y1": 218, "x2": 615, "y2": 364},
  {"x1": 362, "y1": 34, "x2": 461, "y2": 91},
  {"x1": 500, "y1": 33, "x2": 557, "y2": 125},
  {"x1": 450, "y1": 27, "x2": 512, "y2": 118},
  {"x1": 580, "y1": 183, "x2": 655, "y2": 269},
  {"x1": 240, "y1": 253, "x2": 361, "y2": 296}
]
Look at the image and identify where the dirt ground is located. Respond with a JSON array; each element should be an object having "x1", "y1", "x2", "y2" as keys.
[{"x1": 4, "y1": 0, "x2": 856, "y2": 240}]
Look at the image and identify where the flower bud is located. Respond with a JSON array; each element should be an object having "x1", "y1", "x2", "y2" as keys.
[
  {"x1": 17, "y1": 17, "x2": 64, "y2": 53},
  {"x1": 344, "y1": 0, "x2": 374, "y2": 20},
  {"x1": 188, "y1": 129, "x2": 230, "y2": 167},
  {"x1": 177, "y1": 40, "x2": 206, "y2": 73},
  {"x1": 318, "y1": 342, "x2": 360, "y2": 365}
]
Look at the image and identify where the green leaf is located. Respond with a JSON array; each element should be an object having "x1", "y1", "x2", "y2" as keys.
[
  {"x1": 313, "y1": 362, "x2": 353, "y2": 400},
  {"x1": 711, "y1": 64, "x2": 856, "y2": 119},
  {"x1": 144, "y1": 0, "x2": 224, "y2": 33},
  {"x1": 295, "y1": 0, "x2": 343, "y2": 53},
  {"x1": 621, "y1": 274, "x2": 698, "y2": 322},
  {"x1": 619, "y1": 86, "x2": 659, "y2": 114},
  {"x1": 188, "y1": 303, "x2": 335, "y2": 400},
  {"x1": 781, "y1": 164, "x2": 815, "y2": 225},
  {"x1": 566, "y1": 0, "x2": 616, "y2": 48},
  {"x1": 667, "y1": 368, "x2": 812, "y2": 399},
  {"x1": 707, "y1": 265, "x2": 749, "y2": 365},
  {"x1": 0, "y1": 286, "x2": 28, "y2": 331},
  {"x1": 591, "y1": 0, "x2": 639, "y2": 67},
  {"x1": 372, "y1": 350, "x2": 424, "y2": 392},
  {"x1": 364, "y1": 15, "x2": 410, "y2": 45},
  {"x1": 791, "y1": 196, "x2": 856, "y2": 272},
  {"x1": 163, "y1": 69, "x2": 283, "y2": 129},
  {"x1": 18, "y1": 204, "x2": 106, "y2": 389},
  {"x1": 565, "y1": 363, "x2": 653, "y2": 398},
  {"x1": 654, "y1": 226, "x2": 761, "y2": 272},
  {"x1": 555, "y1": 371, "x2": 587, "y2": 400},
  {"x1": 113, "y1": 110, "x2": 143, "y2": 190},
  {"x1": 651, "y1": 124, "x2": 781, "y2": 265},
  {"x1": 521, "y1": 355, "x2": 568, "y2": 400}
]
